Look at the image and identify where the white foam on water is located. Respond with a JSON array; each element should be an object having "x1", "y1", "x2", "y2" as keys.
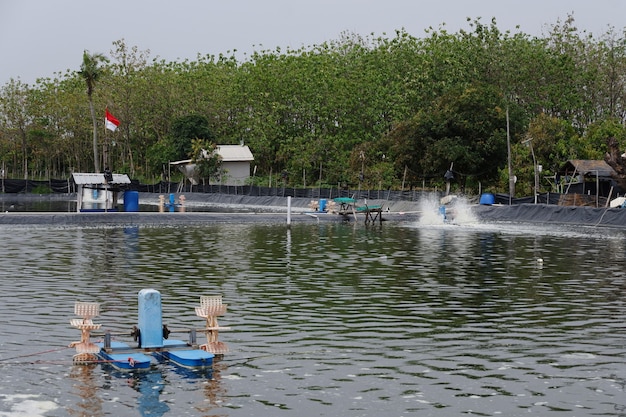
[
  {"x1": 0, "y1": 394, "x2": 59, "y2": 417},
  {"x1": 418, "y1": 194, "x2": 478, "y2": 226},
  {"x1": 410, "y1": 193, "x2": 626, "y2": 240},
  {"x1": 417, "y1": 194, "x2": 446, "y2": 225},
  {"x1": 561, "y1": 352, "x2": 596, "y2": 360}
]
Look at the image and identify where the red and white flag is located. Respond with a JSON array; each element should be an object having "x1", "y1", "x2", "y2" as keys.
[{"x1": 105, "y1": 108, "x2": 120, "y2": 132}]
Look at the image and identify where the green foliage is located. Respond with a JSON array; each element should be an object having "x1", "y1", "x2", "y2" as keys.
[
  {"x1": 190, "y1": 138, "x2": 222, "y2": 183},
  {"x1": 382, "y1": 84, "x2": 510, "y2": 189},
  {"x1": 146, "y1": 114, "x2": 217, "y2": 179},
  {"x1": 525, "y1": 113, "x2": 580, "y2": 169},
  {"x1": 585, "y1": 118, "x2": 626, "y2": 154},
  {"x1": 3, "y1": 20, "x2": 626, "y2": 195},
  {"x1": 146, "y1": 139, "x2": 177, "y2": 178},
  {"x1": 79, "y1": 51, "x2": 109, "y2": 96},
  {"x1": 79, "y1": 50, "x2": 109, "y2": 172},
  {"x1": 170, "y1": 114, "x2": 215, "y2": 161}
]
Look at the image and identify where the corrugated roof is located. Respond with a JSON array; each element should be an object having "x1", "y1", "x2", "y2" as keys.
[
  {"x1": 72, "y1": 173, "x2": 131, "y2": 185},
  {"x1": 560, "y1": 160, "x2": 615, "y2": 177},
  {"x1": 169, "y1": 145, "x2": 254, "y2": 165},
  {"x1": 217, "y1": 145, "x2": 254, "y2": 162}
]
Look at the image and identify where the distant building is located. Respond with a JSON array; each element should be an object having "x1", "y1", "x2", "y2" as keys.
[
  {"x1": 216, "y1": 145, "x2": 255, "y2": 185},
  {"x1": 558, "y1": 159, "x2": 620, "y2": 196},
  {"x1": 170, "y1": 144, "x2": 255, "y2": 186},
  {"x1": 72, "y1": 172, "x2": 131, "y2": 212},
  {"x1": 554, "y1": 159, "x2": 626, "y2": 207}
]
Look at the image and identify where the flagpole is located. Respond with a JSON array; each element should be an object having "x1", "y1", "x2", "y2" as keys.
[
  {"x1": 103, "y1": 108, "x2": 107, "y2": 172},
  {"x1": 103, "y1": 109, "x2": 107, "y2": 212},
  {"x1": 104, "y1": 108, "x2": 120, "y2": 171}
]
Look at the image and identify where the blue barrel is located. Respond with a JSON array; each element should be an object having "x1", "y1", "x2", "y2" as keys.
[
  {"x1": 479, "y1": 193, "x2": 495, "y2": 205},
  {"x1": 137, "y1": 289, "x2": 163, "y2": 348},
  {"x1": 319, "y1": 199, "x2": 327, "y2": 212},
  {"x1": 169, "y1": 193, "x2": 176, "y2": 212},
  {"x1": 124, "y1": 191, "x2": 139, "y2": 212}
]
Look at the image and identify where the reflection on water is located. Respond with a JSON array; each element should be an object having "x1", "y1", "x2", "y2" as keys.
[
  {"x1": 64, "y1": 358, "x2": 225, "y2": 417},
  {"x1": 0, "y1": 221, "x2": 625, "y2": 416}
]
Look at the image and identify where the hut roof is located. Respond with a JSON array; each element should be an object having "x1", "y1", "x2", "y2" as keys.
[
  {"x1": 217, "y1": 145, "x2": 254, "y2": 162},
  {"x1": 170, "y1": 145, "x2": 254, "y2": 166},
  {"x1": 559, "y1": 160, "x2": 616, "y2": 178},
  {"x1": 72, "y1": 173, "x2": 131, "y2": 185}
]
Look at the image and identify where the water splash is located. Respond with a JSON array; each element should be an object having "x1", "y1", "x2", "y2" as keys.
[
  {"x1": 418, "y1": 194, "x2": 478, "y2": 225},
  {"x1": 418, "y1": 194, "x2": 446, "y2": 225}
]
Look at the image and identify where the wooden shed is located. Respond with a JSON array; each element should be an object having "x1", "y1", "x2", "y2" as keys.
[{"x1": 558, "y1": 160, "x2": 622, "y2": 205}]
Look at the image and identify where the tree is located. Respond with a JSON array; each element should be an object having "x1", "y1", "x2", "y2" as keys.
[
  {"x1": 0, "y1": 79, "x2": 32, "y2": 178},
  {"x1": 593, "y1": 118, "x2": 626, "y2": 190},
  {"x1": 511, "y1": 113, "x2": 579, "y2": 195},
  {"x1": 79, "y1": 50, "x2": 109, "y2": 172},
  {"x1": 170, "y1": 114, "x2": 215, "y2": 160},
  {"x1": 385, "y1": 84, "x2": 510, "y2": 191},
  {"x1": 190, "y1": 139, "x2": 222, "y2": 184},
  {"x1": 4, "y1": 17, "x2": 626, "y2": 194},
  {"x1": 107, "y1": 39, "x2": 151, "y2": 176},
  {"x1": 146, "y1": 114, "x2": 216, "y2": 179}
]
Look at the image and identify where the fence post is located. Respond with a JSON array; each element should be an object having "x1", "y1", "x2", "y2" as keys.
[{"x1": 287, "y1": 196, "x2": 292, "y2": 226}]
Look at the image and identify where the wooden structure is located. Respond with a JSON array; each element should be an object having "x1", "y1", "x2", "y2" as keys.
[
  {"x1": 559, "y1": 160, "x2": 618, "y2": 197},
  {"x1": 195, "y1": 295, "x2": 230, "y2": 354},
  {"x1": 333, "y1": 197, "x2": 357, "y2": 220},
  {"x1": 557, "y1": 193, "x2": 609, "y2": 207},
  {"x1": 356, "y1": 203, "x2": 383, "y2": 224},
  {"x1": 68, "y1": 302, "x2": 102, "y2": 362},
  {"x1": 332, "y1": 197, "x2": 384, "y2": 223}
]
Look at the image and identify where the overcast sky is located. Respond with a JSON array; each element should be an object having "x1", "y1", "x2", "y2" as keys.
[{"x1": 1, "y1": 0, "x2": 624, "y2": 85}]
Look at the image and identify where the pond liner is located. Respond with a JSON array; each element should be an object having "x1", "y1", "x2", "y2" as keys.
[
  {"x1": 472, "y1": 203, "x2": 626, "y2": 228},
  {"x1": 0, "y1": 210, "x2": 418, "y2": 225},
  {"x1": 0, "y1": 212, "x2": 332, "y2": 225}
]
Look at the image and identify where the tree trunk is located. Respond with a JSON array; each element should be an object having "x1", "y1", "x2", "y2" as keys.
[
  {"x1": 89, "y1": 96, "x2": 99, "y2": 173},
  {"x1": 20, "y1": 126, "x2": 27, "y2": 180},
  {"x1": 604, "y1": 136, "x2": 626, "y2": 191}
]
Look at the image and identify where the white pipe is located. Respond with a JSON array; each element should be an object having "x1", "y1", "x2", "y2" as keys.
[{"x1": 287, "y1": 196, "x2": 292, "y2": 226}]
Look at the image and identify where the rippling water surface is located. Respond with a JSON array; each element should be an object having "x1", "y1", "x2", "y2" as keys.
[{"x1": 1, "y1": 220, "x2": 626, "y2": 417}]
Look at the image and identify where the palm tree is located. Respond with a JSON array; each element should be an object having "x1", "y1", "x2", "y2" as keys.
[{"x1": 79, "y1": 50, "x2": 108, "y2": 172}]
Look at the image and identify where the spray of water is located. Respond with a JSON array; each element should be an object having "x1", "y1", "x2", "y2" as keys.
[
  {"x1": 418, "y1": 194, "x2": 478, "y2": 225},
  {"x1": 418, "y1": 194, "x2": 446, "y2": 225}
]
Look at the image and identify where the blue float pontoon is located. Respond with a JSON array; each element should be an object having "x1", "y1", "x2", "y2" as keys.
[{"x1": 69, "y1": 289, "x2": 229, "y2": 371}]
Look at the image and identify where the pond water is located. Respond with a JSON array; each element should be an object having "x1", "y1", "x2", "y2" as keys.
[{"x1": 0, "y1": 219, "x2": 625, "y2": 417}]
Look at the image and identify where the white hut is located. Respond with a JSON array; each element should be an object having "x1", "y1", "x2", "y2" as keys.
[
  {"x1": 72, "y1": 172, "x2": 131, "y2": 212},
  {"x1": 217, "y1": 145, "x2": 254, "y2": 185},
  {"x1": 171, "y1": 144, "x2": 254, "y2": 186}
]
